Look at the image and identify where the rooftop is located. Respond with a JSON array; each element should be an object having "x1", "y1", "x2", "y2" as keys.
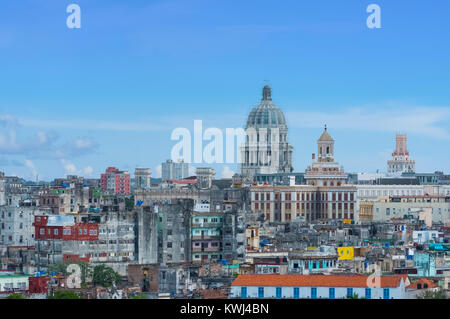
[{"x1": 232, "y1": 274, "x2": 404, "y2": 288}]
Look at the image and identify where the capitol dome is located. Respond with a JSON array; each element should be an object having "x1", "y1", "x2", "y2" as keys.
[{"x1": 245, "y1": 85, "x2": 287, "y2": 129}]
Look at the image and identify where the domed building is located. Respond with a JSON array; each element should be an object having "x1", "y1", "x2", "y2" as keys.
[{"x1": 241, "y1": 85, "x2": 293, "y2": 178}]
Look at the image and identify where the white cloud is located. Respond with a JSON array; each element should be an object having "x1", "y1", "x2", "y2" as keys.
[
  {"x1": 61, "y1": 159, "x2": 77, "y2": 175},
  {"x1": 25, "y1": 159, "x2": 39, "y2": 180},
  {"x1": 83, "y1": 166, "x2": 94, "y2": 176},
  {"x1": 61, "y1": 159, "x2": 95, "y2": 177},
  {"x1": 286, "y1": 106, "x2": 450, "y2": 140},
  {"x1": 0, "y1": 113, "x2": 99, "y2": 159},
  {"x1": 221, "y1": 165, "x2": 235, "y2": 178}
]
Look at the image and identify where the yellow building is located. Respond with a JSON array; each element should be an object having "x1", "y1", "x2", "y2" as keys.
[{"x1": 337, "y1": 246, "x2": 354, "y2": 260}]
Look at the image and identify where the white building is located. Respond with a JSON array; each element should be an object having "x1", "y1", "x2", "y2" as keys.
[
  {"x1": 241, "y1": 85, "x2": 293, "y2": 178},
  {"x1": 0, "y1": 273, "x2": 30, "y2": 293},
  {"x1": 371, "y1": 195, "x2": 450, "y2": 223},
  {"x1": 0, "y1": 202, "x2": 50, "y2": 246},
  {"x1": 230, "y1": 274, "x2": 407, "y2": 299},
  {"x1": 0, "y1": 172, "x2": 6, "y2": 206},
  {"x1": 412, "y1": 230, "x2": 442, "y2": 245},
  {"x1": 162, "y1": 159, "x2": 190, "y2": 181}
]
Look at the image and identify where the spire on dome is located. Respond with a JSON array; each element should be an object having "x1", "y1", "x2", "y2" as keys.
[
  {"x1": 318, "y1": 126, "x2": 333, "y2": 142},
  {"x1": 262, "y1": 85, "x2": 272, "y2": 101}
]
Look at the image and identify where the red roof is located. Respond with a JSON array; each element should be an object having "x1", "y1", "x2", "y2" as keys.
[
  {"x1": 232, "y1": 274, "x2": 403, "y2": 288},
  {"x1": 406, "y1": 278, "x2": 437, "y2": 289}
]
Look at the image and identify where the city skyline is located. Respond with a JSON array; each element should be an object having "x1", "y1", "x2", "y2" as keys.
[
  {"x1": 1, "y1": 0, "x2": 450, "y2": 180},
  {"x1": 1, "y1": 1, "x2": 450, "y2": 303}
]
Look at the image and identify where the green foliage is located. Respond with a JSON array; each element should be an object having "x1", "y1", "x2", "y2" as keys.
[
  {"x1": 48, "y1": 262, "x2": 69, "y2": 276},
  {"x1": 47, "y1": 260, "x2": 93, "y2": 284},
  {"x1": 346, "y1": 293, "x2": 360, "y2": 299},
  {"x1": 125, "y1": 196, "x2": 135, "y2": 211},
  {"x1": 93, "y1": 265, "x2": 122, "y2": 287},
  {"x1": 417, "y1": 290, "x2": 447, "y2": 299},
  {"x1": 131, "y1": 292, "x2": 147, "y2": 299},
  {"x1": 49, "y1": 290, "x2": 82, "y2": 299},
  {"x1": 6, "y1": 293, "x2": 25, "y2": 299}
]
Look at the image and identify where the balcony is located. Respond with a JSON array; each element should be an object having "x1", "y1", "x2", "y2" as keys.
[{"x1": 192, "y1": 235, "x2": 221, "y2": 240}]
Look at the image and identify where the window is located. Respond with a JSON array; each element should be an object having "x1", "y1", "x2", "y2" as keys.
[
  {"x1": 258, "y1": 287, "x2": 264, "y2": 298},
  {"x1": 241, "y1": 287, "x2": 247, "y2": 298},
  {"x1": 276, "y1": 287, "x2": 282, "y2": 299},
  {"x1": 311, "y1": 287, "x2": 317, "y2": 299},
  {"x1": 365, "y1": 288, "x2": 371, "y2": 299},
  {"x1": 329, "y1": 288, "x2": 335, "y2": 299},
  {"x1": 293, "y1": 287, "x2": 300, "y2": 299},
  {"x1": 347, "y1": 288, "x2": 353, "y2": 298},
  {"x1": 383, "y1": 288, "x2": 390, "y2": 299}
]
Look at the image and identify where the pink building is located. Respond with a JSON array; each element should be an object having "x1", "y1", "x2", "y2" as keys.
[
  {"x1": 387, "y1": 134, "x2": 415, "y2": 174},
  {"x1": 100, "y1": 167, "x2": 130, "y2": 194}
]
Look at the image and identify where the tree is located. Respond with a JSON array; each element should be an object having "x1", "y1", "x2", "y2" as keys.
[
  {"x1": 48, "y1": 260, "x2": 93, "y2": 284},
  {"x1": 49, "y1": 290, "x2": 81, "y2": 299},
  {"x1": 48, "y1": 262, "x2": 69, "y2": 276},
  {"x1": 76, "y1": 260, "x2": 93, "y2": 283},
  {"x1": 125, "y1": 196, "x2": 135, "y2": 211},
  {"x1": 6, "y1": 293, "x2": 25, "y2": 299},
  {"x1": 93, "y1": 265, "x2": 122, "y2": 287},
  {"x1": 417, "y1": 290, "x2": 447, "y2": 299}
]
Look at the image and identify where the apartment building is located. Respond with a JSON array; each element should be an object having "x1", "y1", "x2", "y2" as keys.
[
  {"x1": 372, "y1": 195, "x2": 450, "y2": 223},
  {"x1": 251, "y1": 185, "x2": 356, "y2": 223},
  {"x1": 100, "y1": 167, "x2": 131, "y2": 195},
  {"x1": 34, "y1": 212, "x2": 136, "y2": 275}
]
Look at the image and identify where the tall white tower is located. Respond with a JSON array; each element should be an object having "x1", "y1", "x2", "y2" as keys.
[
  {"x1": 305, "y1": 126, "x2": 347, "y2": 187},
  {"x1": 387, "y1": 134, "x2": 415, "y2": 174},
  {"x1": 240, "y1": 85, "x2": 293, "y2": 178}
]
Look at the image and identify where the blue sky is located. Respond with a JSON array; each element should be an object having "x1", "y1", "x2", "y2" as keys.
[{"x1": 0, "y1": 0, "x2": 449, "y2": 181}]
